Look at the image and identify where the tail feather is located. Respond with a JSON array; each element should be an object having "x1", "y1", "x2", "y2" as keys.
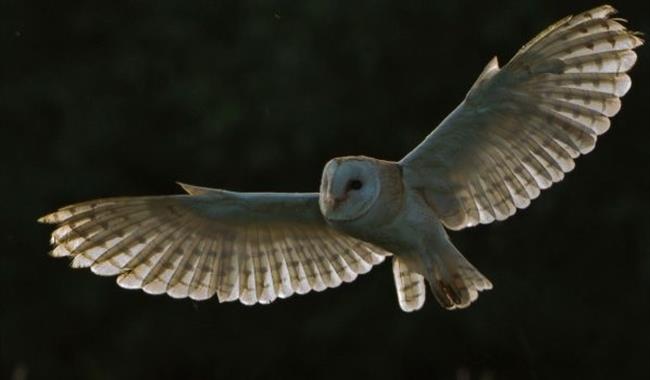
[{"x1": 392, "y1": 257, "x2": 426, "y2": 312}]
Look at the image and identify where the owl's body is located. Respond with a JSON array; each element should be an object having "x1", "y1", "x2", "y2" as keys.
[
  {"x1": 40, "y1": 5, "x2": 642, "y2": 312},
  {"x1": 322, "y1": 156, "x2": 490, "y2": 310}
]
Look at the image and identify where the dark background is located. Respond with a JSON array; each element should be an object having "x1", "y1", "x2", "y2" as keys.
[{"x1": 2, "y1": 1, "x2": 649, "y2": 379}]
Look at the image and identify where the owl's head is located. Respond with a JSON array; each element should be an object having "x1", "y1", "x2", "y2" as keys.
[{"x1": 319, "y1": 157, "x2": 381, "y2": 222}]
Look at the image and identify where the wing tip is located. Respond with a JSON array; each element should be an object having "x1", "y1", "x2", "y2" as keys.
[
  {"x1": 176, "y1": 181, "x2": 210, "y2": 195},
  {"x1": 38, "y1": 211, "x2": 62, "y2": 224}
]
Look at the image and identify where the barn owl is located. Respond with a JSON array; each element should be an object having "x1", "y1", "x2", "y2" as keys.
[{"x1": 40, "y1": 5, "x2": 642, "y2": 312}]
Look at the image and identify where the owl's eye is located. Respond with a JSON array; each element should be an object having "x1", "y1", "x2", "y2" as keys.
[{"x1": 347, "y1": 179, "x2": 363, "y2": 191}]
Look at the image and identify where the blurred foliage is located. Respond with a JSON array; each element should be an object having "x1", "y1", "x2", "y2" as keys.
[{"x1": 2, "y1": 0, "x2": 649, "y2": 379}]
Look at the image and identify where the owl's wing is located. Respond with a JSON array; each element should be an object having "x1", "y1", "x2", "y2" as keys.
[
  {"x1": 39, "y1": 183, "x2": 388, "y2": 305},
  {"x1": 401, "y1": 5, "x2": 642, "y2": 230}
]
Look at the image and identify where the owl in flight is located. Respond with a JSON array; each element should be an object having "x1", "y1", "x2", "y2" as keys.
[{"x1": 40, "y1": 5, "x2": 642, "y2": 312}]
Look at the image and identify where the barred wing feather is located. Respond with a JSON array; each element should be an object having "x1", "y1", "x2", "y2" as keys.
[
  {"x1": 39, "y1": 183, "x2": 388, "y2": 305},
  {"x1": 401, "y1": 5, "x2": 642, "y2": 230}
]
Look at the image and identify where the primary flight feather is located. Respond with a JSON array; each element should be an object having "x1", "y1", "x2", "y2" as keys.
[{"x1": 40, "y1": 5, "x2": 642, "y2": 312}]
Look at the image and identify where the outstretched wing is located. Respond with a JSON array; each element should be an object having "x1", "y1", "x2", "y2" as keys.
[
  {"x1": 401, "y1": 5, "x2": 642, "y2": 230},
  {"x1": 39, "y1": 183, "x2": 388, "y2": 305}
]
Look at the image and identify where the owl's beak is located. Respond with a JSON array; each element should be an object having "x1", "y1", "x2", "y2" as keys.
[{"x1": 324, "y1": 194, "x2": 347, "y2": 211}]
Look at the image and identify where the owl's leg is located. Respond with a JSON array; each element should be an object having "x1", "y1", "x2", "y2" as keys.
[{"x1": 424, "y1": 240, "x2": 493, "y2": 310}]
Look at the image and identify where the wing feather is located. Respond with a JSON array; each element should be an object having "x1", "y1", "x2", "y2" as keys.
[
  {"x1": 401, "y1": 5, "x2": 642, "y2": 230},
  {"x1": 39, "y1": 187, "x2": 389, "y2": 306}
]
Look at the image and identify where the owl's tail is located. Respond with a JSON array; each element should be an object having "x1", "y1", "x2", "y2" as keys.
[
  {"x1": 426, "y1": 242, "x2": 493, "y2": 310},
  {"x1": 392, "y1": 257, "x2": 427, "y2": 312}
]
